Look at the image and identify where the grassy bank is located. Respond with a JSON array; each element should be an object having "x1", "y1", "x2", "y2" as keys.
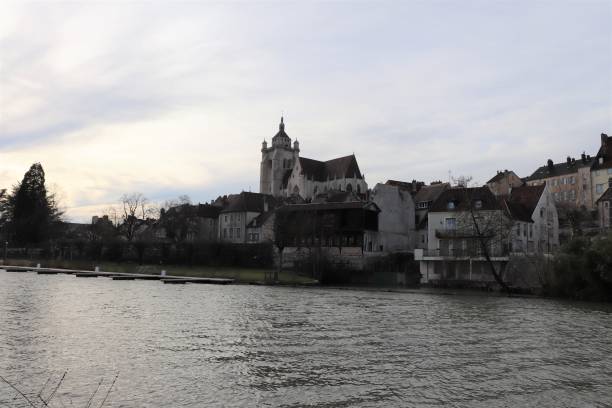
[{"x1": 1, "y1": 258, "x2": 317, "y2": 285}]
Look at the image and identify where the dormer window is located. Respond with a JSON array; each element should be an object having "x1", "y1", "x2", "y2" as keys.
[
  {"x1": 474, "y1": 200, "x2": 482, "y2": 209},
  {"x1": 447, "y1": 201, "x2": 455, "y2": 210}
]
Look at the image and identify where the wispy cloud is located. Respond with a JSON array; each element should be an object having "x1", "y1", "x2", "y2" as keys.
[{"x1": 1, "y1": 1, "x2": 610, "y2": 221}]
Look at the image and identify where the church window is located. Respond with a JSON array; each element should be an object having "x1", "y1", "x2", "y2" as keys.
[{"x1": 346, "y1": 183, "x2": 353, "y2": 192}]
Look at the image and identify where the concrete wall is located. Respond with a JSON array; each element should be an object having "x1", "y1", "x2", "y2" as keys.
[{"x1": 367, "y1": 183, "x2": 415, "y2": 253}]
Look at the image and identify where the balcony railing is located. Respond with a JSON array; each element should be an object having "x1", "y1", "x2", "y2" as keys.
[
  {"x1": 422, "y1": 248, "x2": 509, "y2": 258},
  {"x1": 435, "y1": 229, "x2": 494, "y2": 239}
]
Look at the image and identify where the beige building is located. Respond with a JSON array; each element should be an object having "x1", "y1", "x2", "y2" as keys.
[
  {"x1": 526, "y1": 156, "x2": 594, "y2": 209},
  {"x1": 260, "y1": 117, "x2": 367, "y2": 200}
]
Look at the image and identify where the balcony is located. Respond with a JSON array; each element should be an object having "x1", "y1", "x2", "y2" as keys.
[
  {"x1": 435, "y1": 229, "x2": 493, "y2": 239},
  {"x1": 415, "y1": 247, "x2": 509, "y2": 261}
]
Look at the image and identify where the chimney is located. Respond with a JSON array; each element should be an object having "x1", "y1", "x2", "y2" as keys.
[
  {"x1": 602, "y1": 133, "x2": 608, "y2": 146},
  {"x1": 547, "y1": 159, "x2": 554, "y2": 172},
  {"x1": 566, "y1": 156, "x2": 571, "y2": 166},
  {"x1": 263, "y1": 198, "x2": 269, "y2": 212},
  {"x1": 582, "y1": 152, "x2": 587, "y2": 163}
]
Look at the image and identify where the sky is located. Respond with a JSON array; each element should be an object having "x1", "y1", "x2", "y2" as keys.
[{"x1": 1, "y1": 1, "x2": 611, "y2": 222}]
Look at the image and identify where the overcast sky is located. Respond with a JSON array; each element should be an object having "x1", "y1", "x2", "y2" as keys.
[{"x1": 1, "y1": 1, "x2": 611, "y2": 221}]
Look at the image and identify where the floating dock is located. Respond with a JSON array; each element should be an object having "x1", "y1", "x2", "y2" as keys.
[{"x1": 2, "y1": 265, "x2": 234, "y2": 285}]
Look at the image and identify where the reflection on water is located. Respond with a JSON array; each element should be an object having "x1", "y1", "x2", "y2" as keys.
[{"x1": 1, "y1": 270, "x2": 611, "y2": 407}]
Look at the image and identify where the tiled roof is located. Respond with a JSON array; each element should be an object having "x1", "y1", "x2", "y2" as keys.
[
  {"x1": 385, "y1": 180, "x2": 424, "y2": 194},
  {"x1": 414, "y1": 183, "x2": 450, "y2": 206},
  {"x1": 312, "y1": 190, "x2": 361, "y2": 204},
  {"x1": 279, "y1": 201, "x2": 380, "y2": 212},
  {"x1": 487, "y1": 170, "x2": 516, "y2": 184},
  {"x1": 197, "y1": 204, "x2": 221, "y2": 218},
  {"x1": 596, "y1": 187, "x2": 612, "y2": 203},
  {"x1": 505, "y1": 185, "x2": 545, "y2": 222},
  {"x1": 221, "y1": 192, "x2": 275, "y2": 213},
  {"x1": 246, "y1": 211, "x2": 275, "y2": 228},
  {"x1": 298, "y1": 154, "x2": 363, "y2": 182},
  {"x1": 526, "y1": 158, "x2": 594, "y2": 181},
  {"x1": 593, "y1": 134, "x2": 612, "y2": 170},
  {"x1": 429, "y1": 186, "x2": 501, "y2": 212}
]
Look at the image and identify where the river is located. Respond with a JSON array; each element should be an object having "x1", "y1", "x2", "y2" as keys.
[{"x1": 1, "y1": 270, "x2": 611, "y2": 407}]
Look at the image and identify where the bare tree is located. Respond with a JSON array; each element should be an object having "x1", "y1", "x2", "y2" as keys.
[
  {"x1": 447, "y1": 178, "x2": 513, "y2": 294},
  {"x1": 119, "y1": 193, "x2": 155, "y2": 242}
]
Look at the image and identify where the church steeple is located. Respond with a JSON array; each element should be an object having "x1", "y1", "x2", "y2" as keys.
[{"x1": 272, "y1": 116, "x2": 291, "y2": 148}]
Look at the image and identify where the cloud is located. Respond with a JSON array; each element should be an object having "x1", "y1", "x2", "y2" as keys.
[{"x1": 0, "y1": 1, "x2": 610, "y2": 221}]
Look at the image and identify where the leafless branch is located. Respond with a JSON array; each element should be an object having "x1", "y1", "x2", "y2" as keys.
[
  {"x1": 44, "y1": 370, "x2": 67, "y2": 405},
  {"x1": 0, "y1": 375, "x2": 38, "y2": 408},
  {"x1": 85, "y1": 378, "x2": 104, "y2": 408},
  {"x1": 97, "y1": 373, "x2": 118, "y2": 408}
]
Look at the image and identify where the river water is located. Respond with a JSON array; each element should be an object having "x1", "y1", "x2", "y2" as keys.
[{"x1": 1, "y1": 270, "x2": 611, "y2": 407}]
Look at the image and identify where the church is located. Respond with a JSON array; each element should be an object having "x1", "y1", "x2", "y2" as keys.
[{"x1": 259, "y1": 117, "x2": 368, "y2": 200}]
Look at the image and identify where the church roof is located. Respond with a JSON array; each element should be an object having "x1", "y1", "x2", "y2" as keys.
[
  {"x1": 298, "y1": 155, "x2": 363, "y2": 182},
  {"x1": 272, "y1": 117, "x2": 290, "y2": 141}
]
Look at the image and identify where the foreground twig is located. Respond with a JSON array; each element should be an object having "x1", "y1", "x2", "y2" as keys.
[
  {"x1": 0, "y1": 375, "x2": 37, "y2": 408},
  {"x1": 85, "y1": 378, "x2": 104, "y2": 408},
  {"x1": 97, "y1": 373, "x2": 118, "y2": 408},
  {"x1": 44, "y1": 370, "x2": 67, "y2": 405}
]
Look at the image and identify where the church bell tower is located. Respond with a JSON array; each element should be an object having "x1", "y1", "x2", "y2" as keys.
[{"x1": 260, "y1": 117, "x2": 300, "y2": 196}]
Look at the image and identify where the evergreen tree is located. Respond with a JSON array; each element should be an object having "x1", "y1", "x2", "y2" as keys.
[{"x1": 0, "y1": 163, "x2": 62, "y2": 245}]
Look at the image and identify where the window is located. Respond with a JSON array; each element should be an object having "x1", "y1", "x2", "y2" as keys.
[
  {"x1": 474, "y1": 200, "x2": 482, "y2": 209},
  {"x1": 225, "y1": 215, "x2": 228, "y2": 222},
  {"x1": 229, "y1": 229, "x2": 233, "y2": 238},
  {"x1": 237, "y1": 215, "x2": 241, "y2": 222},
  {"x1": 540, "y1": 208, "x2": 545, "y2": 218},
  {"x1": 223, "y1": 228, "x2": 227, "y2": 238},
  {"x1": 236, "y1": 228, "x2": 240, "y2": 238},
  {"x1": 570, "y1": 190, "x2": 576, "y2": 201},
  {"x1": 608, "y1": 168, "x2": 612, "y2": 175},
  {"x1": 528, "y1": 224, "x2": 533, "y2": 238},
  {"x1": 445, "y1": 218, "x2": 456, "y2": 230},
  {"x1": 516, "y1": 224, "x2": 521, "y2": 237},
  {"x1": 417, "y1": 202, "x2": 428, "y2": 209},
  {"x1": 447, "y1": 201, "x2": 455, "y2": 210},
  {"x1": 596, "y1": 184, "x2": 604, "y2": 194},
  {"x1": 570, "y1": 176, "x2": 575, "y2": 184}
]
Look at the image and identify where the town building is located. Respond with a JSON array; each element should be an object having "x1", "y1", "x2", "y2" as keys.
[
  {"x1": 260, "y1": 117, "x2": 367, "y2": 200},
  {"x1": 157, "y1": 203, "x2": 220, "y2": 242},
  {"x1": 414, "y1": 185, "x2": 559, "y2": 287},
  {"x1": 367, "y1": 183, "x2": 416, "y2": 253},
  {"x1": 486, "y1": 170, "x2": 523, "y2": 196},
  {"x1": 591, "y1": 133, "x2": 612, "y2": 204},
  {"x1": 596, "y1": 188, "x2": 612, "y2": 230},
  {"x1": 504, "y1": 185, "x2": 559, "y2": 254},
  {"x1": 526, "y1": 156, "x2": 595, "y2": 209},
  {"x1": 218, "y1": 192, "x2": 275, "y2": 243},
  {"x1": 413, "y1": 182, "x2": 450, "y2": 250}
]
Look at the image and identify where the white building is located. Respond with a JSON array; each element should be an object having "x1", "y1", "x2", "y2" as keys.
[{"x1": 260, "y1": 117, "x2": 367, "y2": 200}]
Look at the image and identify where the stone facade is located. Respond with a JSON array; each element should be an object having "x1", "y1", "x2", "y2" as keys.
[{"x1": 260, "y1": 117, "x2": 367, "y2": 200}]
